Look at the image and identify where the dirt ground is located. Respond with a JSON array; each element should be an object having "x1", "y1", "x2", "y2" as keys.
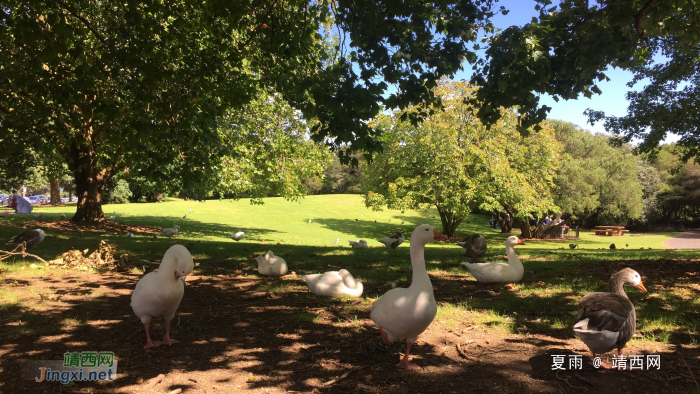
[{"x1": 2, "y1": 256, "x2": 700, "y2": 394}]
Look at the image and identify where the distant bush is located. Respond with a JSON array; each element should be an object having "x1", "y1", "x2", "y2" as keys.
[{"x1": 109, "y1": 179, "x2": 132, "y2": 204}]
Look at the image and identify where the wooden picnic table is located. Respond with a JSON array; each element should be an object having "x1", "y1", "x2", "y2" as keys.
[{"x1": 593, "y1": 226, "x2": 629, "y2": 236}]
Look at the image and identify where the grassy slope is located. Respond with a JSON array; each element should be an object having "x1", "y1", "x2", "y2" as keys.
[{"x1": 1, "y1": 195, "x2": 698, "y2": 347}]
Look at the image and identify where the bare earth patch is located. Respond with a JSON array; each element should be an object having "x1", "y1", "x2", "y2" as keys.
[
  {"x1": 22, "y1": 220, "x2": 161, "y2": 235},
  {"x1": 1, "y1": 261, "x2": 699, "y2": 393}
]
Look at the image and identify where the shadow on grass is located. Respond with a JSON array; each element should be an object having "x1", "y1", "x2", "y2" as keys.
[{"x1": 1, "y1": 219, "x2": 699, "y2": 392}]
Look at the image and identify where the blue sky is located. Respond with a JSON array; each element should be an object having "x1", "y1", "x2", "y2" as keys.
[{"x1": 452, "y1": 0, "x2": 638, "y2": 136}]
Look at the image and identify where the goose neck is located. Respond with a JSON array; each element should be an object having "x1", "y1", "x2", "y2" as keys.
[
  {"x1": 506, "y1": 244, "x2": 520, "y2": 264},
  {"x1": 608, "y1": 275, "x2": 628, "y2": 297},
  {"x1": 409, "y1": 241, "x2": 430, "y2": 286},
  {"x1": 157, "y1": 254, "x2": 178, "y2": 277}
]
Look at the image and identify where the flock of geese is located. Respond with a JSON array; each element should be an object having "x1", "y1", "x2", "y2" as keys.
[{"x1": 5, "y1": 217, "x2": 646, "y2": 371}]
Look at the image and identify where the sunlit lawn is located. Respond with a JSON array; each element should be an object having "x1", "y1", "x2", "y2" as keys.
[{"x1": 0, "y1": 194, "x2": 697, "y2": 347}]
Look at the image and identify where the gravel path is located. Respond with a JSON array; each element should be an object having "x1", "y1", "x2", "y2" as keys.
[{"x1": 662, "y1": 231, "x2": 700, "y2": 249}]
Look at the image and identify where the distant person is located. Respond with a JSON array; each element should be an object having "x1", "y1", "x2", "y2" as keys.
[
  {"x1": 544, "y1": 216, "x2": 551, "y2": 225},
  {"x1": 8, "y1": 190, "x2": 18, "y2": 211}
]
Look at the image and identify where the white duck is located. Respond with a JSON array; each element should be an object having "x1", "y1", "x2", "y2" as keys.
[
  {"x1": 160, "y1": 225, "x2": 180, "y2": 239},
  {"x1": 349, "y1": 240, "x2": 369, "y2": 249},
  {"x1": 301, "y1": 269, "x2": 363, "y2": 297},
  {"x1": 574, "y1": 268, "x2": 646, "y2": 369},
  {"x1": 370, "y1": 224, "x2": 447, "y2": 369},
  {"x1": 126, "y1": 232, "x2": 135, "y2": 238},
  {"x1": 130, "y1": 245, "x2": 194, "y2": 349},
  {"x1": 461, "y1": 236, "x2": 524, "y2": 283},
  {"x1": 108, "y1": 212, "x2": 116, "y2": 220},
  {"x1": 230, "y1": 231, "x2": 245, "y2": 241},
  {"x1": 256, "y1": 250, "x2": 288, "y2": 276}
]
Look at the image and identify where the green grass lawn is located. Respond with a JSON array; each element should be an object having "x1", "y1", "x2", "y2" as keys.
[{"x1": 1, "y1": 194, "x2": 698, "y2": 348}]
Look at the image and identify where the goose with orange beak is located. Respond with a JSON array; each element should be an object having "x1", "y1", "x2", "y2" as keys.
[
  {"x1": 461, "y1": 236, "x2": 525, "y2": 284},
  {"x1": 574, "y1": 268, "x2": 647, "y2": 370},
  {"x1": 370, "y1": 224, "x2": 447, "y2": 369},
  {"x1": 131, "y1": 245, "x2": 194, "y2": 349}
]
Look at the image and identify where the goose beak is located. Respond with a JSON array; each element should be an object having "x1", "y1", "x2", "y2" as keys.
[
  {"x1": 517, "y1": 238, "x2": 525, "y2": 245},
  {"x1": 636, "y1": 281, "x2": 647, "y2": 292},
  {"x1": 433, "y1": 229, "x2": 447, "y2": 240}
]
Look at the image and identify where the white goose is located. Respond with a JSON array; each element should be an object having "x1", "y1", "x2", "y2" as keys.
[
  {"x1": 256, "y1": 250, "x2": 288, "y2": 276},
  {"x1": 130, "y1": 245, "x2": 194, "y2": 349},
  {"x1": 461, "y1": 236, "x2": 524, "y2": 283},
  {"x1": 370, "y1": 224, "x2": 447, "y2": 369},
  {"x1": 301, "y1": 269, "x2": 363, "y2": 297},
  {"x1": 230, "y1": 231, "x2": 245, "y2": 241},
  {"x1": 348, "y1": 240, "x2": 368, "y2": 249},
  {"x1": 160, "y1": 225, "x2": 180, "y2": 239}
]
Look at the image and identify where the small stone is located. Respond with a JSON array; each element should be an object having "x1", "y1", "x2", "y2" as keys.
[{"x1": 136, "y1": 377, "x2": 144, "y2": 384}]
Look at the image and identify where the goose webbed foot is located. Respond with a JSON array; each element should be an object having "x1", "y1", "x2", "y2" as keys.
[
  {"x1": 160, "y1": 320, "x2": 180, "y2": 345},
  {"x1": 397, "y1": 341, "x2": 420, "y2": 370},
  {"x1": 143, "y1": 323, "x2": 162, "y2": 349}
]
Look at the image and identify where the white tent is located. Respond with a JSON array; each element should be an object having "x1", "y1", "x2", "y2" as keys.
[{"x1": 16, "y1": 196, "x2": 33, "y2": 214}]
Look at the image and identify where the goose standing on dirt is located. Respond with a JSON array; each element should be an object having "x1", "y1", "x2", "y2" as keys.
[
  {"x1": 230, "y1": 231, "x2": 245, "y2": 241},
  {"x1": 349, "y1": 240, "x2": 369, "y2": 249},
  {"x1": 160, "y1": 225, "x2": 180, "y2": 239},
  {"x1": 370, "y1": 224, "x2": 447, "y2": 369},
  {"x1": 378, "y1": 232, "x2": 404, "y2": 252},
  {"x1": 301, "y1": 269, "x2": 363, "y2": 297},
  {"x1": 6, "y1": 229, "x2": 45, "y2": 250},
  {"x1": 130, "y1": 245, "x2": 194, "y2": 349},
  {"x1": 460, "y1": 236, "x2": 524, "y2": 283},
  {"x1": 456, "y1": 234, "x2": 487, "y2": 263},
  {"x1": 574, "y1": 268, "x2": 646, "y2": 369},
  {"x1": 256, "y1": 250, "x2": 288, "y2": 276}
]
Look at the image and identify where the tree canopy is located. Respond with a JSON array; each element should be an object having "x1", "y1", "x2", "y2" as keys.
[
  {"x1": 0, "y1": 0, "x2": 503, "y2": 222},
  {"x1": 362, "y1": 80, "x2": 560, "y2": 237},
  {"x1": 549, "y1": 120, "x2": 645, "y2": 226},
  {"x1": 472, "y1": 0, "x2": 700, "y2": 162}
]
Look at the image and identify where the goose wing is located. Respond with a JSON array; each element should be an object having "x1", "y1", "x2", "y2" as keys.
[
  {"x1": 575, "y1": 292, "x2": 636, "y2": 344},
  {"x1": 6, "y1": 229, "x2": 45, "y2": 249}
]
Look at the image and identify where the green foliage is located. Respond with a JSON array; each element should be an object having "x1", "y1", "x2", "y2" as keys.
[
  {"x1": 649, "y1": 145, "x2": 700, "y2": 224},
  {"x1": 471, "y1": 0, "x2": 700, "y2": 144},
  {"x1": 0, "y1": 0, "x2": 504, "y2": 222},
  {"x1": 549, "y1": 120, "x2": 645, "y2": 225},
  {"x1": 108, "y1": 179, "x2": 132, "y2": 204},
  {"x1": 214, "y1": 91, "x2": 332, "y2": 203},
  {"x1": 305, "y1": 154, "x2": 363, "y2": 195},
  {"x1": 362, "y1": 80, "x2": 560, "y2": 237}
]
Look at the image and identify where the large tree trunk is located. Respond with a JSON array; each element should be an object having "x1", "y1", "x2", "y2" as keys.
[
  {"x1": 50, "y1": 179, "x2": 60, "y2": 205},
  {"x1": 518, "y1": 219, "x2": 532, "y2": 239},
  {"x1": 437, "y1": 208, "x2": 464, "y2": 238},
  {"x1": 72, "y1": 169, "x2": 106, "y2": 223},
  {"x1": 70, "y1": 153, "x2": 113, "y2": 223}
]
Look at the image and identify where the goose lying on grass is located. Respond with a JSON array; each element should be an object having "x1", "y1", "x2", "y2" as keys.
[
  {"x1": 230, "y1": 231, "x2": 245, "y2": 241},
  {"x1": 574, "y1": 268, "x2": 646, "y2": 370},
  {"x1": 130, "y1": 245, "x2": 194, "y2": 349},
  {"x1": 461, "y1": 236, "x2": 524, "y2": 284},
  {"x1": 301, "y1": 269, "x2": 363, "y2": 297},
  {"x1": 256, "y1": 250, "x2": 288, "y2": 276},
  {"x1": 349, "y1": 240, "x2": 369, "y2": 249},
  {"x1": 371, "y1": 224, "x2": 447, "y2": 369}
]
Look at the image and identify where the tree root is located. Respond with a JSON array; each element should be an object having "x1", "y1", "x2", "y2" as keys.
[{"x1": 0, "y1": 243, "x2": 47, "y2": 264}]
